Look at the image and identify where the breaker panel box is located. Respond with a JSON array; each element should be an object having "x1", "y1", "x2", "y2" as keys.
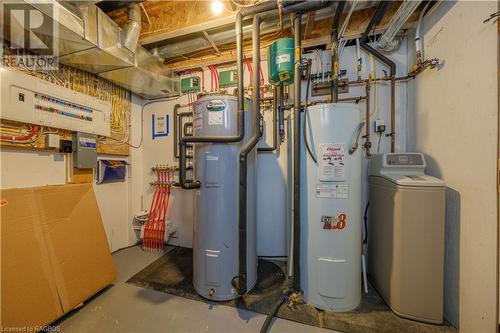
[
  {"x1": 0, "y1": 68, "x2": 112, "y2": 136},
  {"x1": 72, "y1": 132, "x2": 97, "y2": 169}
]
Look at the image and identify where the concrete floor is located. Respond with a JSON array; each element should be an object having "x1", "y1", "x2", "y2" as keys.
[{"x1": 58, "y1": 246, "x2": 336, "y2": 333}]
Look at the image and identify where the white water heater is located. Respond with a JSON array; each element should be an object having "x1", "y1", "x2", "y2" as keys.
[{"x1": 300, "y1": 103, "x2": 362, "y2": 311}]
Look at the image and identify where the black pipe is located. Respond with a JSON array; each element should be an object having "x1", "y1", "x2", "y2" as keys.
[
  {"x1": 359, "y1": 1, "x2": 396, "y2": 152},
  {"x1": 257, "y1": 85, "x2": 278, "y2": 152},
  {"x1": 278, "y1": 84, "x2": 285, "y2": 141},
  {"x1": 331, "y1": 1, "x2": 345, "y2": 102},
  {"x1": 282, "y1": 0, "x2": 328, "y2": 14},
  {"x1": 173, "y1": 104, "x2": 181, "y2": 158},
  {"x1": 233, "y1": 14, "x2": 262, "y2": 296},
  {"x1": 183, "y1": 122, "x2": 193, "y2": 137},
  {"x1": 292, "y1": 12, "x2": 301, "y2": 293},
  {"x1": 175, "y1": 110, "x2": 192, "y2": 158}
]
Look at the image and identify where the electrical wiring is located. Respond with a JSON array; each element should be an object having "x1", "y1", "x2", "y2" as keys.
[
  {"x1": 230, "y1": 0, "x2": 263, "y2": 8},
  {"x1": 377, "y1": 132, "x2": 382, "y2": 153}
]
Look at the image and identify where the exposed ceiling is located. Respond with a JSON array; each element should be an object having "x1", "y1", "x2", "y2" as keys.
[{"x1": 105, "y1": 1, "x2": 421, "y2": 71}]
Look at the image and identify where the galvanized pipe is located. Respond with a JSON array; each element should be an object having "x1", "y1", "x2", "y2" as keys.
[
  {"x1": 292, "y1": 12, "x2": 302, "y2": 293},
  {"x1": 331, "y1": 1, "x2": 345, "y2": 102}
]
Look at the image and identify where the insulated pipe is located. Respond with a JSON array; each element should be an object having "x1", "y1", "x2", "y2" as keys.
[
  {"x1": 173, "y1": 104, "x2": 181, "y2": 158},
  {"x1": 233, "y1": 14, "x2": 263, "y2": 296},
  {"x1": 331, "y1": 1, "x2": 345, "y2": 102},
  {"x1": 257, "y1": 85, "x2": 278, "y2": 152},
  {"x1": 183, "y1": 122, "x2": 193, "y2": 137},
  {"x1": 292, "y1": 12, "x2": 301, "y2": 293},
  {"x1": 174, "y1": 105, "x2": 192, "y2": 159},
  {"x1": 359, "y1": 1, "x2": 396, "y2": 152}
]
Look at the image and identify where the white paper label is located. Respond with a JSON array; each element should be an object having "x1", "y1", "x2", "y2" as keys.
[
  {"x1": 193, "y1": 113, "x2": 203, "y2": 129},
  {"x1": 208, "y1": 110, "x2": 223, "y2": 125},
  {"x1": 276, "y1": 54, "x2": 291, "y2": 64},
  {"x1": 318, "y1": 143, "x2": 346, "y2": 181},
  {"x1": 155, "y1": 115, "x2": 167, "y2": 135},
  {"x1": 316, "y1": 183, "x2": 349, "y2": 199}
]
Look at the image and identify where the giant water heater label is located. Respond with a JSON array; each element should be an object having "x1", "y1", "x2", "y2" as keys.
[
  {"x1": 318, "y1": 143, "x2": 346, "y2": 181},
  {"x1": 316, "y1": 183, "x2": 349, "y2": 199}
]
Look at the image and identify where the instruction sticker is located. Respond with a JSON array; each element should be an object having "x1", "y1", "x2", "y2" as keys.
[
  {"x1": 79, "y1": 136, "x2": 96, "y2": 149},
  {"x1": 316, "y1": 183, "x2": 349, "y2": 199},
  {"x1": 318, "y1": 143, "x2": 346, "y2": 181},
  {"x1": 206, "y1": 99, "x2": 226, "y2": 126},
  {"x1": 276, "y1": 54, "x2": 291, "y2": 64},
  {"x1": 208, "y1": 110, "x2": 223, "y2": 125}
]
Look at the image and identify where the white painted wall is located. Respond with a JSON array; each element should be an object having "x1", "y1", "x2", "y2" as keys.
[
  {"x1": 407, "y1": 1, "x2": 498, "y2": 331},
  {"x1": 0, "y1": 94, "x2": 144, "y2": 253}
]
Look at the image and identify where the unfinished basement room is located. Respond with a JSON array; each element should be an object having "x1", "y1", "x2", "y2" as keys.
[{"x1": 0, "y1": 0, "x2": 499, "y2": 332}]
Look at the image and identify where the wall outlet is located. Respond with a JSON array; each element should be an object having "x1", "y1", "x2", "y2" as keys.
[
  {"x1": 45, "y1": 133, "x2": 60, "y2": 149},
  {"x1": 374, "y1": 119, "x2": 386, "y2": 133}
]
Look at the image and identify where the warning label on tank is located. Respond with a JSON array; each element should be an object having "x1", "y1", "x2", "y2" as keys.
[
  {"x1": 316, "y1": 183, "x2": 348, "y2": 199},
  {"x1": 193, "y1": 112, "x2": 203, "y2": 129},
  {"x1": 318, "y1": 143, "x2": 346, "y2": 181},
  {"x1": 208, "y1": 110, "x2": 223, "y2": 125}
]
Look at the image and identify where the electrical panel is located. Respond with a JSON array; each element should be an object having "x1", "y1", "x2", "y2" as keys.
[
  {"x1": 72, "y1": 132, "x2": 97, "y2": 169},
  {"x1": 180, "y1": 76, "x2": 201, "y2": 93},
  {"x1": 218, "y1": 70, "x2": 238, "y2": 87},
  {"x1": 0, "y1": 68, "x2": 111, "y2": 136}
]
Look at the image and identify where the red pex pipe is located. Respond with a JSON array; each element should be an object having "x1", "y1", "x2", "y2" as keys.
[{"x1": 0, "y1": 125, "x2": 41, "y2": 141}]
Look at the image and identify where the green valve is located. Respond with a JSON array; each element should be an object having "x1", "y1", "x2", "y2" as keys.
[
  {"x1": 218, "y1": 70, "x2": 238, "y2": 87},
  {"x1": 268, "y1": 38, "x2": 295, "y2": 86},
  {"x1": 181, "y1": 76, "x2": 201, "y2": 93}
]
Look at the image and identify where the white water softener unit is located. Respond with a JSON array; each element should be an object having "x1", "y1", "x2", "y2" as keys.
[
  {"x1": 192, "y1": 94, "x2": 257, "y2": 301},
  {"x1": 368, "y1": 153, "x2": 445, "y2": 323},
  {"x1": 300, "y1": 103, "x2": 362, "y2": 311}
]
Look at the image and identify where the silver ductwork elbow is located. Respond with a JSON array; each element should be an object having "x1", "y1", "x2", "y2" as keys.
[{"x1": 122, "y1": 3, "x2": 141, "y2": 51}]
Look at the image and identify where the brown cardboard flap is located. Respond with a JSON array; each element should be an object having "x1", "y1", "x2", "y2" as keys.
[
  {"x1": 1, "y1": 184, "x2": 116, "y2": 329},
  {"x1": 35, "y1": 184, "x2": 116, "y2": 312},
  {"x1": 1, "y1": 188, "x2": 63, "y2": 329}
]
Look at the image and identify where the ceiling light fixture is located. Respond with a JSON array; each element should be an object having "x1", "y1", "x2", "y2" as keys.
[{"x1": 211, "y1": 0, "x2": 224, "y2": 15}]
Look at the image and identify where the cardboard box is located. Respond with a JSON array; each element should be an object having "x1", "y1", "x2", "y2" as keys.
[{"x1": 1, "y1": 184, "x2": 116, "y2": 330}]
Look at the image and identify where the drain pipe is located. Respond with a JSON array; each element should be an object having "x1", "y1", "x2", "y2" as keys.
[
  {"x1": 233, "y1": 14, "x2": 263, "y2": 295},
  {"x1": 331, "y1": 1, "x2": 345, "y2": 102},
  {"x1": 122, "y1": 3, "x2": 141, "y2": 51},
  {"x1": 292, "y1": 12, "x2": 302, "y2": 293},
  {"x1": 359, "y1": 1, "x2": 397, "y2": 152}
]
